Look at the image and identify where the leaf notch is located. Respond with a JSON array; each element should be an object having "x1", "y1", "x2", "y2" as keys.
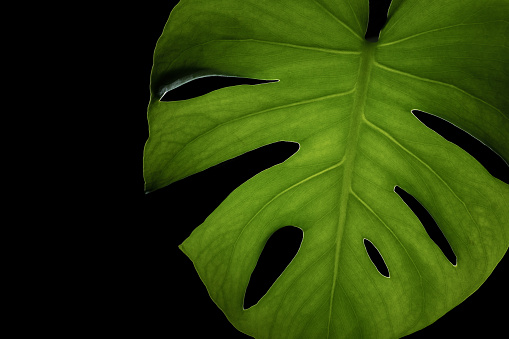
[
  {"x1": 243, "y1": 226, "x2": 303, "y2": 310},
  {"x1": 159, "y1": 75, "x2": 279, "y2": 101}
]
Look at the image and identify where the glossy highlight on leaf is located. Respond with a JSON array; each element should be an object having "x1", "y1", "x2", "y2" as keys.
[{"x1": 143, "y1": 0, "x2": 509, "y2": 338}]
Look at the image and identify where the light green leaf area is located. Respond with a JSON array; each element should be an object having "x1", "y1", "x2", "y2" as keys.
[{"x1": 143, "y1": 0, "x2": 509, "y2": 338}]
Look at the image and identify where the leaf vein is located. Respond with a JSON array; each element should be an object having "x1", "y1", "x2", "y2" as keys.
[
  {"x1": 158, "y1": 90, "x2": 354, "y2": 184},
  {"x1": 271, "y1": 243, "x2": 335, "y2": 338},
  {"x1": 373, "y1": 61, "x2": 509, "y2": 123},
  {"x1": 379, "y1": 20, "x2": 509, "y2": 47},
  {"x1": 310, "y1": 0, "x2": 363, "y2": 41},
  {"x1": 224, "y1": 160, "x2": 346, "y2": 300}
]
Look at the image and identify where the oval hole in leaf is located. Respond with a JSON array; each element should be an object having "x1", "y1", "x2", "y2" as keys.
[
  {"x1": 144, "y1": 142, "x2": 299, "y2": 240},
  {"x1": 243, "y1": 226, "x2": 303, "y2": 310},
  {"x1": 412, "y1": 110, "x2": 509, "y2": 184},
  {"x1": 160, "y1": 76, "x2": 278, "y2": 101},
  {"x1": 394, "y1": 186, "x2": 457, "y2": 266},
  {"x1": 363, "y1": 238, "x2": 390, "y2": 278}
]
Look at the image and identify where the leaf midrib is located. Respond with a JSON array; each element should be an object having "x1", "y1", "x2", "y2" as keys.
[{"x1": 327, "y1": 42, "x2": 376, "y2": 338}]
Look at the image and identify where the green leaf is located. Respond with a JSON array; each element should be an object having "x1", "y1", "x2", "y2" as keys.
[{"x1": 143, "y1": 0, "x2": 509, "y2": 337}]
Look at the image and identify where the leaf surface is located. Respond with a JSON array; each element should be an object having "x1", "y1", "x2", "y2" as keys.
[{"x1": 143, "y1": 0, "x2": 509, "y2": 337}]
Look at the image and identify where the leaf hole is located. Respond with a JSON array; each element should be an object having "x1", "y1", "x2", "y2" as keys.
[
  {"x1": 412, "y1": 110, "x2": 509, "y2": 184},
  {"x1": 160, "y1": 76, "x2": 278, "y2": 101},
  {"x1": 363, "y1": 238, "x2": 390, "y2": 277},
  {"x1": 243, "y1": 226, "x2": 303, "y2": 310},
  {"x1": 394, "y1": 186, "x2": 457, "y2": 266}
]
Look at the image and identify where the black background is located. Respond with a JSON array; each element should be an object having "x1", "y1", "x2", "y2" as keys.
[{"x1": 119, "y1": 0, "x2": 508, "y2": 337}]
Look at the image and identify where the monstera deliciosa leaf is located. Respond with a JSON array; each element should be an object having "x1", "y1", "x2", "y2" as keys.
[{"x1": 144, "y1": 0, "x2": 508, "y2": 337}]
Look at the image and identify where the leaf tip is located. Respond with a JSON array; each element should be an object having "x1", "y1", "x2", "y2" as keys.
[{"x1": 178, "y1": 243, "x2": 189, "y2": 257}]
